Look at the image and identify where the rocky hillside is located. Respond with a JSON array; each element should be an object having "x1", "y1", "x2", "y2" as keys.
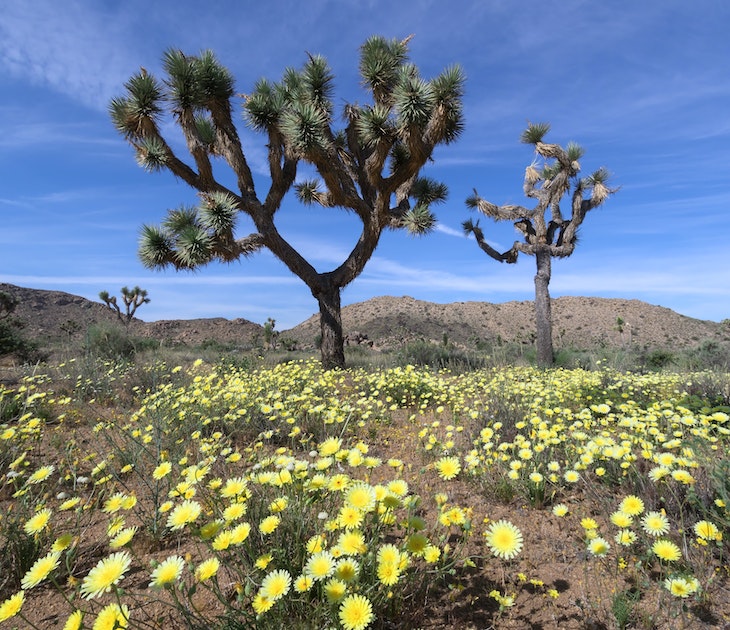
[
  {"x1": 0, "y1": 283, "x2": 263, "y2": 351},
  {"x1": 287, "y1": 295, "x2": 728, "y2": 350},
  {"x1": 2, "y1": 283, "x2": 728, "y2": 357}
]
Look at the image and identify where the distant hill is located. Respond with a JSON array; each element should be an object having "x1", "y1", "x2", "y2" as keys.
[
  {"x1": 286, "y1": 295, "x2": 728, "y2": 350},
  {"x1": 0, "y1": 283, "x2": 263, "y2": 352},
  {"x1": 1, "y1": 283, "x2": 728, "y2": 358}
]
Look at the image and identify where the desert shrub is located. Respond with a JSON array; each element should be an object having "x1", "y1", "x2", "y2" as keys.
[
  {"x1": 643, "y1": 348, "x2": 675, "y2": 370},
  {"x1": 0, "y1": 320, "x2": 42, "y2": 363},
  {"x1": 681, "y1": 339, "x2": 730, "y2": 371},
  {"x1": 395, "y1": 339, "x2": 484, "y2": 370},
  {"x1": 83, "y1": 322, "x2": 160, "y2": 360},
  {"x1": 85, "y1": 323, "x2": 135, "y2": 359}
]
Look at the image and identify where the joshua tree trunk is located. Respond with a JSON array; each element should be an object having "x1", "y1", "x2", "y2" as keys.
[
  {"x1": 315, "y1": 282, "x2": 346, "y2": 370},
  {"x1": 534, "y1": 246, "x2": 554, "y2": 367}
]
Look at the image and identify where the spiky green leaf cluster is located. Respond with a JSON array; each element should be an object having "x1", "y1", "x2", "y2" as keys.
[
  {"x1": 356, "y1": 104, "x2": 394, "y2": 148},
  {"x1": 279, "y1": 102, "x2": 331, "y2": 153},
  {"x1": 109, "y1": 72, "x2": 164, "y2": 140},
  {"x1": 138, "y1": 195, "x2": 242, "y2": 270},
  {"x1": 521, "y1": 122, "x2": 551, "y2": 145},
  {"x1": 243, "y1": 56, "x2": 334, "y2": 155},
  {"x1": 566, "y1": 142, "x2": 585, "y2": 162},
  {"x1": 359, "y1": 35, "x2": 410, "y2": 104},
  {"x1": 198, "y1": 192, "x2": 238, "y2": 233},
  {"x1": 163, "y1": 49, "x2": 234, "y2": 112},
  {"x1": 400, "y1": 204, "x2": 436, "y2": 235},
  {"x1": 294, "y1": 180, "x2": 322, "y2": 205},
  {"x1": 134, "y1": 137, "x2": 168, "y2": 172},
  {"x1": 461, "y1": 217, "x2": 479, "y2": 234},
  {"x1": 194, "y1": 115, "x2": 217, "y2": 149}
]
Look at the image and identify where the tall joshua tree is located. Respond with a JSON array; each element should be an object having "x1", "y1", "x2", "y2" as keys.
[
  {"x1": 110, "y1": 36, "x2": 464, "y2": 368},
  {"x1": 463, "y1": 123, "x2": 616, "y2": 367}
]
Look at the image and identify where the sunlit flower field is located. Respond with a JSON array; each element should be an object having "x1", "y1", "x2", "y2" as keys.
[{"x1": 1, "y1": 359, "x2": 728, "y2": 628}]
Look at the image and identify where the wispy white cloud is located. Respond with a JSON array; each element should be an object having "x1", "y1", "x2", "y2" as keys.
[{"x1": 434, "y1": 223, "x2": 465, "y2": 238}]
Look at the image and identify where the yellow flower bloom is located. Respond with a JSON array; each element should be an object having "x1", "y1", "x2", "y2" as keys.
[
  {"x1": 269, "y1": 497, "x2": 289, "y2": 513},
  {"x1": 220, "y1": 476, "x2": 248, "y2": 498},
  {"x1": 329, "y1": 474, "x2": 350, "y2": 491},
  {"x1": 424, "y1": 545, "x2": 441, "y2": 563},
  {"x1": 377, "y1": 561, "x2": 400, "y2": 586},
  {"x1": 339, "y1": 593, "x2": 374, "y2": 630},
  {"x1": 102, "y1": 493, "x2": 126, "y2": 514},
  {"x1": 166, "y1": 500, "x2": 202, "y2": 530},
  {"x1": 615, "y1": 529, "x2": 636, "y2": 546},
  {"x1": 80, "y1": 551, "x2": 132, "y2": 599},
  {"x1": 338, "y1": 506, "x2": 364, "y2": 529},
  {"x1": 335, "y1": 558, "x2": 359, "y2": 583},
  {"x1": 294, "y1": 574, "x2": 314, "y2": 592},
  {"x1": 435, "y1": 456, "x2": 461, "y2": 481},
  {"x1": 59, "y1": 497, "x2": 81, "y2": 511},
  {"x1": 63, "y1": 610, "x2": 83, "y2": 630},
  {"x1": 324, "y1": 577, "x2": 347, "y2": 603},
  {"x1": 652, "y1": 539, "x2": 682, "y2": 562},
  {"x1": 24, "y1": 508, "x2": 52, "y2": 535},
  {"x1": 252, "y1": 593, "x2": 274, "y2": 615},
  {"x1": 552, "y1": 504, "x2": 568, "y2": 517},
  {"x1": 345, "y1": 483, "x2": 377, "y2": 512},
  {"x1": 642, "y1": 511, "x2": 670, "y2": 537},
  {"x1": 664, "y1": 576, "x2": 699, "y2": 597},
  {"x1": 255, "y1": 553, "x2": 273, "y2": 570},
  {"x1": 0, "y1": 591, "x2": 24, "y2": 622},
  {"x1": 212, "y1": 529, "x2": 233, "y2": 551},
  {"x1": 588, "y1": 537, "x2": 610, "y2": 557},
  {"x1": 149, "y1": 555, "x2": 184, "y2": 588},
  {"x1": 484, "y1": 520, "x2": 523, "y2": 560},
  {"x1": 259, "y1": 514, "x2": 280, "y2": 535},
  {"x1": 610, "y1": 511, "x2": 633, "y2": 528},
  {"x1": 694, "y1": 520, "x2": 720, "y2": 541},
  {"x1": 260, "y1": 569, "x2": 291, "y2": 601},
  {"x1": 27, "y1": 465, "x2": 54, "y2": 484},
  {"x1": 319, "y1": 436, "x2": 342, "y2": 457},
  {"x1": 93, "y1": 603, "x2": 129, "y2": 630},
  {"x1": 109, "y1": 527, "x2": 137, "y2": 549},
  {"x1": 230, "y1": 522, "x2": 251, "y2": 545},
  {"x1": 337, "y1": 530, "x2": 367, "y2": 555},
  {"x1": 305, "y1": 551, "x2": 336, "y2": 581},
  {"x1": 618, "y1": 495, "x2": 645, "y2": 516},
  {"x1": 21, "y1": 550, "x2": 61, "y2": 589},
  {"x1": 152, "y1": 461, "x2": 172, "y2": 480},
  {"x1": 195, "y1": 557, "x2": 220, "y2": 582},
  {"x1": 223, "y1": 502, "x2": 246, "y2": 522},
  {"x1": 52, "y1": 533, "x2": 75, "y2": 552}
]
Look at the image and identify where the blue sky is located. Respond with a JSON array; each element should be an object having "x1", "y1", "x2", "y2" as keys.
[{"x1": 1, "y1": 1, "x2": 728, "y2": 329}]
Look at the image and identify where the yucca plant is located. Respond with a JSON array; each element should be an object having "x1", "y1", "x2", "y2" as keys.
[
  {"x1": 110, "y1": 37, "x2": 465, "y2": 369},
  {"x1": 463, "y1": 123, "x2": 617, "y2": 367}
]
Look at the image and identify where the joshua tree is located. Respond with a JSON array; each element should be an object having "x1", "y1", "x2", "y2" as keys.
[
  {"x1": 99, "y1": 286, "x2": 150, "y2": 328},
  {"x1": 263, "y1": 317, "x2": 279, "y2": 350},
  {"x1": 109, "y1": 36, "x2": 464, "y2": 368},
  {"x1": 463, "y1": 123, "x2": 616, "y2": 367}
]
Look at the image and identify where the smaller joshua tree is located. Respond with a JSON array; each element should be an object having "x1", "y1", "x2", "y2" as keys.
[
  {"x1": 99, "y1": 286, "x2": 150, "y2": 328},
  {"x1": 463, "y1": 123, "x2": 617, "y2": 367}
]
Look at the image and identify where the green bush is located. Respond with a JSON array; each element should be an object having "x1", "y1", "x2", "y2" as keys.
[
  {"x1": 0, "y1": 320, "x2": 42, "y2": 363},
  {"x1": 85, "y1": 323, "x2": 135, "y2": 359}
]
